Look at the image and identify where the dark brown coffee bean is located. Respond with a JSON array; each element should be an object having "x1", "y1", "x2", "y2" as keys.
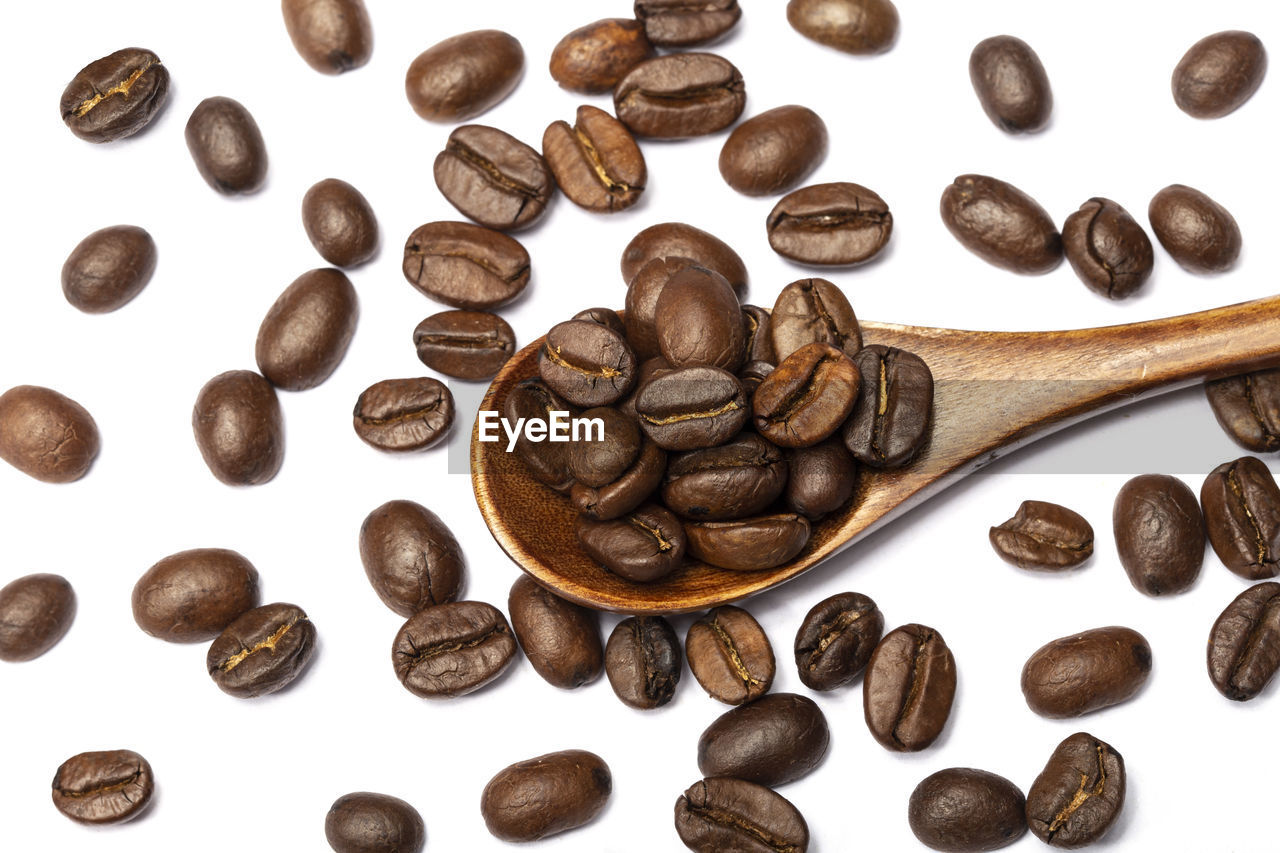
[
  {"x1": 539, "y1": 319, "x2": 637, "y2": 408},
  {"x1": 786, "y1": 0, "x2": 899, "y2": 55},
  {"x1": 414, "y1": 310, "x2": 515, "y2": 381},
  {"x1": 572, "y1": 306, "x2": 625, "y2": 335},
  {"x1": 544, "y1": 105, "x2": 646, "y2": 213},
  {"x1": 506, "y1": 379, "x2": 577, "y2": 492},
  {"x1": 282, "y1": 0, "x2": 372, "y2": 75},
  {"x1": 1208, "y1": 582, "x2": 1280, "y2": 701},
  {"x1": 1148, "y1": 184, "x2": 1242, "y2": 273},
  {"x1": 508, "y1": 575, "x2": 602, "y2": 689},
  {"x1": 393, "y1": 600, "x2": 516, "y2": 697},
  {"x1": 352, "y1": 378, "x2": 454, "y2": 453},
  {"x1": 550, "y1": 18, "x2": 655, "y2": 94},
  {"x1": 621, "y1": 222, "x2": 748, "y2": 291},
  {"x1": 697, "y1": 693, "x2": 828, "y2": 787},
  {"x1": 754, "y1": 343, "x2": 859, "y2": 448},
  {"x1": 571, "y1": 437, "x2": 666, "y2": 521},
  {"x1": 359, "y1": 500, "x2": 465, "y2": 617},
  {"x1": 481, "y1": 750, "x2": 611, "y2": 842},
  {"x1": 605, "y1": 615, "x2": 682, "y2": 709},
  {"x1": 740, "y1": 305, "x2": 776, "y2": 365},
  {"x1": 1062, "y1": 197, "x2": 1154, "y2": 299},
  {"x1": 719, "y1": 106, "x2": 827, "y2": 197},
  {"x1": 770, "y1": 278, "x2": 861, "y2": 362},
  {"x1": 435, "y1": 125, "x2": 553, "y2": 232},
  {"x1": 864, "y1": 624, "x2": 955, "y2": 752},
  {"x1": 402, "y1": 221, "x2": 530, "y2": 310},
  {"x1": 675, "y1": 777, "x2": 809, "y2": 853},
  {"x1": 686, "y1": 605, "x2": 775, "y2": 705},
  {"x1": 909, "y1": 768, "x2": 1027, "y2": 853},
  {"x1": 1021, "y1": 626, "x2": 1151, "y2": 718},
  {"x1": 794, "y1": 591, "x2": 882, "y2": 690},
  {"x1": 61, "y1": 225, "x2": 156, "y2": 313},
  {"x1": 405, "y1": 30, "x2": 523, "y2": 122},
  {"x1": 192, "y1": 371, "x2": 283, "y2": 486},
  {"x1": 131, "y1": 549, "x2": 260, "y2": 642},
  {"x1": 0, "y1": 385, "x2": 100, "y2": 483},
  {"x1": 51, "y1": 750, "x2": 154, "y2": 825},
  {"x1": 302, "y1": 178, "x2": 378, "y2": 268},
  {"x1": 1026, "y1": 732, "x2": 1125, "y2": 848},
  {"x1": 568, "y1": 407, "x2": 641, "y2": 488},
  {"x1": 969, "y1": 35, "x2": 1052, "y2": 134},
  {"x1": 625, "y1": 257, "x2": 696, "y2": 361},
  {"x1": 620, "y1": 356, "x2": 675, "y2": 421},
  {"x1": 1173, "y1": 30, "x2": 1267, "y2": 119},
  {"x1": 656, "y1": 266, "x2": 746, "y2": 370},
  {"x1": 662, "y1": 434, "x2": 787, "y2": 521},
  {"x1": 256, "y1": 268, "x2": 358, "y2": 391},
  {"x1": 207, "y1": 602, "x2": 317, "y2": 698},
  {"x1": 940, "y1": 174, "x2": 1062, "y2": 274},
  {"x1": 325, "y1": 792, "x2": 425, "y2": 853},
  {"x1": 60, "y1": 48, "x2": 169, "y2": 143},
  {"x1": 989, "y1": 500, "x2": 1094, "y2": 571},
  {"x1": 185, "y1": 97, "x2": 268, "y2": 195},
  {"x1": 1206, "y1": 368, "x2": 1280, "y2": 452},
  {"x1": 576, "y1": 503, "x2": 687, "y2": 583},
  {"x1": 635, "y1": 0, "x2": 741, "y2": 47},
  {"x1": 843, "y1": 344, "x2": 934, "y2": 467},
  {"x1": 0, "y1": 574, "x2": 75, "y2": 662},
  {"x1": 1113, "y1": 474, "x2": 1204, "y2": 595},
  {"x1": 767, "y1": 182, "x2": 893, "y2": 266},
  {"x1": 636, "y1": 365, "x2": 749, "y2": 450},
  {"x1": 614, "y1": 53, "x2": 746, "y2": 138},
  {"x1": 783, "y1": 438, "x2": 858, "y2": 520},
  {"x1": 1202, "y1": 456, "x2": 1280, "y2": 579},
  {"x1": 688, "y1": 514, "x2": 811, "y2": 571}
]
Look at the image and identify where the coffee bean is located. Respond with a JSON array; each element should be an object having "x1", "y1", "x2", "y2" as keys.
[
  {"x1": 783, "y1": 438, "x2": 858, "y2": 520},
  {"x1": 1172, "y1": 30, "x2": 1267, "y2": 119},
  {"x1": 508, "y1": 575, "x2": 602, "y2": 689},
  {"x1": 1148, "y1": 184, "x2": 1242, "y2": 273},
  {"x1": 688, "y1": 514, "x2": 811, "y2": 571},
  {"x1": 1207, "y1": 368, "x2": 1280, "y2": 452},
  {"x1": 256, "y1": 268, "x2": 359, "y2": 391},
  {"x1": 740, "y1": 305, "x2": 776, "y2": 365},
  {"x1": 192, "y1": 371, "x2": 283, "y2": 485},
  {"x1": 0, "y1": 574, "x2": 75, "y2": 662},
  {"x1": 662, "y1": 434, "x2": 787, "y2": 521},
  {"x1": 207, "y1": 602, "x2": 317, "y2": 698},
  {"x1": 1026, "y1": 732, "x2": 1125, "y2": 848},
  {"x1": 766, "y1": 182, "x2": 893, "y2": 266},
  {"x1": 544, "y1": 105, "x2": 646, "y2": 213},
  {"x1": 481, "y1": 750, "x2": 611, "y2": 842},
  {"x1": 635, "y1": 0, "x2": 741, "y2": 47},
  {"x1": 1202, "y1": 456, "x2": 1280, "y2": 579},
  {"x1": 794, "y1": 592, "x2": 882, "y2": 691},
  {"x1": 572, "y1": 306, "x2": 625, "y2": 335},
  {"x1": 414, "y1": 310, "x2": 515, "y2": 381},
  {"x1": 1113, "y1": 475, "x2": 1204, "y2": 595},
  {"x1": 1021, "y1": 626, "x2": 1151, "y2": 718},
  {"x1": 843, "y1": 345, "x2": 934, "y2": 467},
  {"x1": 359, "y1": 500, "x2": 465, "y2": 617},
  {"x1": 697, "y1": 693, "x2": 829, "y2": 786},
  {"x1": 989, "y1": 500, "x2": 1094, "y2": 571},
  {"x1": 392, "y1": 600, "x2": 516, "y2": 698},
  {"x1": 605, "y1": 615, "x2": 682, "y2": 709},
  {"x1": 1208, "y1": 582, "x2": 1280, "y2": 701},
  {"x1": 625, "y1": 257, "x2": 696, "y2": 361},
  {"x1": 940, "y1": 174, "x2": 1062, "y2": 274},
  {"x1": 909, "y1": 768, "x2": 1027, "y2": 853},
  {"x1": 969, "y1": 36, "x2": 1052, "y2": 134},
  {"x1": 754, "y1": 343, "x2": 859, "y2": 448},
  {"x1": 656, "y1": 265, "x2": 746, "y2": 370},
  {"x1": 506, "y1": 379, "x2": 577, "y2": 492},
  {"x1": 402, "y1": 221, "x2": 530, "y2": 310},
  {"x1": 550, "y1": 18, "x2": 656, "y2": 94},
  {"x1": 619, "y1": 356, "x2": 674, "y2": 422},
  {"x1": 864, "y1": 623, "x2": 955, "y2": 752},
  {"x1": 434, "y1": 125, "x2": 553, "y2": 232},
  {"x1": 61, "y1": 225, "x2": 156, "y2": 313},
  {"x1": 571, "y1": 437, "x2": 666, "y2": 521},
  {"x1": 325, "y1": 792, "x2": 425, "y2": 853},
  {"x1": 576, "y1": 503, "x2": 687, "y2": 583},
  {"x1": 405, "y1": 30, "x2": 523, "y2": 122},
  {"x1": 1062, "y1": 197, "x2": 1155, "y2": 299},
  {"x1": 675, "y1": 777, "x2": 809, "y2": 853},
  {"x1": 352, "y1": 377, "x2": 454, "y2": 452},
  {"x1": 786, "y1": 0, "x2": 899, "y2": 55},
  {"x1": 614, "y1": 53, "x2": 746, "y2": 138},
  {"x1": 686, "y1": 605, "x2": 775, "y2": 705},
  {"x1": 621, "y1": 222, "x2": 748, "y2": 291},
  {"x1": 568, "y1": 407, "x2": 641, "y2": 488},
  {"x1": 0, "y1": 385, "x2": 100, "y2": 483},
  {"x1": 60, "y1": 48, "x2": 169, "y2": 143},
  {"x1": 635, "y1": 365, "x2": 749, "y2": 450},
  {"x1": 132, "y1": 549, "x2": 260, "y2": 642},
  {"x1": 282, "y1": 0, "x2": 372, "y2": 75},
  {"x1": 301, "y1": 178, "x2": 379, "y2": 268},
  {"x1": 539, "y1": 319, "x2": 637, "y2": 407},
  {"x1": 719, "y1": 106, "x2": 828, "y2": 197},
  {"x1": 51, "y1": 750, "x2": 154, "y2": 825},
  {"x1": 770, "y1": 278, "x2": 861, "y2": 362},
  {"x1": 185, "y1": 97, "x2": 268, "y2": 195}
]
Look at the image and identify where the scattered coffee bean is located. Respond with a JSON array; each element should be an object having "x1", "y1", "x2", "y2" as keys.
[
  {"x1": 1113, "y1": 474, "x2": 1204, "y2": 595},
  {"x1": 969, "y1": 35, "x2": 1052, "y2": 133},
  {"x1": 359, "y1": 500, "x2": 465, "y2": 617},
  {"x1": 1208, "y1": 581, "x2": 1280, "y2": 701},
  {"x1": 1148, "y1": 184, "x2": 1242, "y2": 273},
  {"x1": 256, "y1": 268, "x2": 359, "y2": 391},
  {"x1": 662, "y1": 434, "x2": 787, "y2": 521},
  {"x1": 0, "y1": 573, "x2": 76, "y2": 662},
  {"x1": 786, "y1": 0, "x2": 899, "y2": 55},
  {"x1": 540, "y1": 319, "x2": 637, "y2": 408},
  {"x1": 843, "y1": 345, "x2": 934, "y2": 468},
  {"x1": 1172, "y1": 30, "x2": 1267, "y2": 119},
  {"x1": 576, "y1": 503, "x2": 687, "y2": 583},
  {"x1": 207, "y1": 602, "x2": 317, "y2": 698},
  {"x1": 508, "y1": 574, "x2": 603, "y2": 689},
  {"x1": 635, "y1": 365, "x2": 749, "y2": 450},
  {"x1": 675, "y1": 777, "x2": 809, "y2": 853},
  {"x1": 719, "y1": 105, "x2": 828, "y2": 197},
  {"x1": 544, "y1": 105, "x2": 646, "y2": 213},
  {"x1": 434, "y1": 125, "x2": 553, "y2": 232},
  {"x1": 414, "y1": 310, "x2": 515, "y2": 381},
  {"x1": 568, "y1": 407, "x2": 641, "y2": 488},
  {"x1": 550, "y1": 18, "x2": 656, "y2": 94},
  {"x1": 405, "y1": 30, "x2": 524, "y2": 122},
  {"x1": 301, "y1": 178, "x2": 379, "y2": 268},
  {"x1": 989, "y1": 500, "x2": 1094, "y2": 571},
  {"x1": 767, "y1": 182, "x2": 894, "y2": 266},
  {"x1": 621, "y1": 222, "x2": 748, "y2": 291},
  {"x1": 51, "y1": 750, "x2": 154, "y2": 825},
  {"x1": 784, "y1": 438, "x2": 859, "y2": 520},
  {"x1": 402, "y1": 221, "x2": 530, "y2": 310},
  {"x1": 1206, "y1": 368, "x2": 1280, "y2": 452},
  {"x1": 686, "y1": 605, "x2": 775, "y2": 705},
  {"x1": 192, "y1": 371, "x2": 283, "y2": 485},
  {"x1": 741, "y1": 305, "x2": 776, "y2": 365},
  {"x1": 909, "y1": 768, "x2": 1027, "y2": 853},
  {"x1": 688, "y1": 513, "x2": 811, "y2": 571},
  {"x1": 656, "y1": 266, "x2": 746, "y2": 370},
  {"x1": 1025, "y1": 732, "x2": 1125, "y2": 848},
  {"x1": 770, "y1": 277, "x2": 861, "y2": 362},
  {"x1": 794, "y1": 591, "x2": 883, "y2": 690},
  {"x1": 940, "y1": 174, "x2": 1062, "y2": 274},
  {"x1": 481, "y1": 750, "x2": 611, "y2": 842},
  {"x1": 0, "y1": 385, "x2": 100, "y2": 483},
  {"x1": 392, "y1": 600, "x2": 516, "y2": 698},
  {"x1": 352, "y1": 377, "x2": 454, "y2": 452},
  {"x1": 325, "y1": 792, "x2": 425, "y2": 853},
  {"x1": 132, "y1": 549, "x2": 260, "y2": 642},
  {"x1": 1202, "y1": 456, "x2": 1280, "y2": 579},
  {"x1": 282, "y1": 0, "x2": 371, "y2": 75},
  {"x1": 635, "y1": 0, "x2": 741, "y2": 47},
  {"x1": 1021, "y1": 626, "x2": 1151, "y2": 717},
  {"x1": 864, "y1": 623, "x2": 956, "y2": 752},
  {"x1": 1062, "y1": 198, "x2": 1155, "y2": 299},
  {"x1": 573, "y1": 307, "x2": 626, "y2": 335},
  {"x1": 754, "y1": 343, "x2": 859, "y2": 448},
  {"x1": 605, "y1": 615, "x2": 682, "y2": 709},
  {"x1": 697, "y1": 692, "x2": 829, "y2": 786},
  {"x1": 571, "y1": 437, "x2": 666, "y2": 520},
  {"x1": 614, "y1": 53, "x2": 746, "y2": 138},
  {"x1": 185, "y1": 97, "x2": 268, "y2": 195},
  {"x1": 625, "y1": 257, "x2": 695, "y2": 361},
  {"x1": 61, "y1": 225, "x2": 156, "y2": 313},
  {"x1": 60, "y1": 48, "x2": 169, "y2": 143},
  {"x1": 506, "y1": 379, "x2": 577, "y2": 492}
]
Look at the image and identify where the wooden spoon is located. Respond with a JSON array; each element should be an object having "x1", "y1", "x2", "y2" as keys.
[{"x1": 472, "y1": 295, "x2": 1280, "y2": 614}]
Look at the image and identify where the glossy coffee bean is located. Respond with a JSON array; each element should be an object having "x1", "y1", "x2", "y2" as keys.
[
  {"x1": 506, "y1": 379, "x2": 577, "y2": 492},
  {"x1": 687, "y1": 514, "x2": 811, "y2": 571},
  {"x1": 621, "y1": 222, "x2": 748, "y2": 291},
  {"x1": 675, "y1": 777, "x2": 809, "y2": 853},
  {"x1": 434, "y1": 125, "x2": 553, "y2": 232},
  {"x1": 325, "y1": 792, "x2": 425, "y2": 853},
  {"x1": 864, "y1": 624, "x2": 955, "y2": 752},
  {"x1": 784, "y1": 438, "x2": 858, "y2": 520},
  {"x1": 1202, "y1": 456, "x2": 1280, "y2": 579},
  {"x1": 969, "y1": 36, "x2": 1052, "y2": 134},
  {"x1": 636, "y1": 0, "x2": 740, "y2": 47},
  {"x1": 1148, "y1": 184, "x2": 1241, "y2": 273},
  {"x1": 1206, "y1": 368, "x2": 1280, "y2": 452},
  {"x1": 414, "y1": 310, "x2": 515, "y2": 381},
  {"x1": 571, "y1": 438, "x2": 666, "y2": 521},
  {"x1": 405, "y1": 30, "x2": 523, "y2": 122},
  {"x1": 656, "y1": 266, "x2": 746, "y2": 370},
  {"x1": 909, "y1": 768, "x2": 1027, "y2": 853},
  {"x1": 544, "y1": 105, "x2": 646, "y2": 213},
  {"x1": 550, "y1": 18, "x2": 655, "y2": 94},
  {"x1": 635, "y1": 365, "x2": 749, "y2": 450},
  {"x1": 754, "y1": 343, "x2": 859, "y2": 448},
  {"x1": 1062, "y1": 198, "x2": 1154, "y2": 299},
  {"x1": 481, "y1": 750, "x2": 611, "y2": 842},
  {"x1": 1021, "y1": 626, "x2": 1151, "y2": 717},
  {"x1": 697, "y1": 693, "x2": 829, "y2": 786},
  {"x1": 741, "y1": 305, "x2": 776, "y2": 364},
  {"x1": 207, "y1": 602, "x2": 317, "y2": 698},
  {"x1": 402, "y1": 221, "x2": 530, "y2": 310},
  {"x1": 605, "y1": 615, "x2": 682, "y2": 709},
  {"x1": 1113, "y1": 475, "x2": 1204, "y2": 595},
  {"x1": 282, "y1": 0, "x2": 372, "y2": 75},
  {"x1": 989, "y1": 500, "x2": 1094, "y2": 571},
  {"x1": 352, "y1": 378, "x2": 454, "y2": 452},
  {"x1": 392, "y1": 601, "x2": 517, "y2": 698},
  {"x1": 625, "y1": 257, "x2": 695, "y2": 361},
  {"x1": 60, "y1": 48, "x2": 169, "y2": 143},
  {"x1": 770, "y1": 277, "x2": 861, "y2": 362},
  {"x1": 51, "y1": 750, "x2": 153, "y2": 825},
  {"x1": 359, "y1": 500, "x2": 465, "y2": 617},
  {"x1": 1208, "y1": 582, "x2": 1280, "y2": 701},
  {"x1": 1172, "y1": 31, "x2": 1267, "y2": 119},
  {"x1": 568, "y1": 407, "x2": 641, "y2": 488},
  {"x1": 185, "y1": 97, "x2": 268, "y2": 195},
  {"x1": 719, "y1": 106, "x2": 827, "y2": 197},
  {"x1": 0, "y1": 385, "x2": 100, "y2": 483},
  {"x1": 539, "y1": 319, "x2": 637, "y2": 408},
  {"x1": 614, "y1": 53, "x2": 746, "y2": 138},
  {"x1": 1026, "y1": 732, "x2": 1125, "y2": 848},
  {"x1": 0, "y1": 574, "x2": 75, "y2": 662},
  {"x1": 619, "y1": 356, "x2": 674, "y2": 421},
  {"x1": 256, "y1": 268, "x2": 358, "y2": 391},
  {"x1": 61, "y1": 225, "x2": 156, "y2": 313},
  {"x1": 786, "y1": 0, "x2": 899, "y2": 55},
  {"x1": 662, "y1": 434, "x2": 787, "y2": 521},
  {"x1": 843, "y1": 345, "x2": 934, "y2": 467},
  {"x1": 940, "y1": 174, "x2": 1062, "y2": 274},
  {"x1": 192, "y1": 371, "x2": 283, "y2": 486},
  {"x1": 794, "y1": 592, "x2": 882, "y2": 691},
  {"x1": 508, "y1": 575, "x2": 602, "y2": 689},
  {"x1": 132, "y1": 549, "x2": 259, "y2": 642},
  {"x1": 576, "y1": 503, "x2": 687, "y2": 583},
  {"x1": 686, "y1": 605, "x2": 775, "y2": 705},
  {"x1": 767, "y1": 182, "x2": 893, "y2": 266},
  {"x1": 302, "y1": 179, "x2": 378, "y2": 268}
]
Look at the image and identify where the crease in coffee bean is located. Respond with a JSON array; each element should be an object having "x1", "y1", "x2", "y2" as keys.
[
  {"x1": 892, "y1": 628, "x2": 934, "y2": 748},
  {"x1": 217, "y1": 616, "x2": 304, "y2": 672},
  {"x1": 761, "y1": 354, "x2": 843, "y2": 431},
  {"x1": 1241, "y1": 376, "x2": 1280, "y2": 447},
  {"x1": 684, "y1": 786, "x2": 799, "y2": 853},
  {"x1": 628, "y1": 517, "x2": 675, "y2": 551},
  {"x1": 632, "y1": 621, "x2": 675, "y2": 697},
  {"x1": 1047, "y1": 744, "x2": 1109, "y2": 839},
  {"x1": 800, "y1": 608, "x2": 866, "y2": 669},
  {"x1": 1227, "y1": 463, "x2": 1271, "y2": 566},
  {"x1": 1081, "y1": 205, "x2": 1123, "y2": 297},
  {"x1": 356, "y1": 400, "x2": 448, "y2": 427},
  {"x1": 70, "y1": 60, "x2": 157, "y2": 118},
  {"x1": 416, "y1": 332, "x2": 510, "y2": 351},
  {"x1": 55, "y1": 766, "x2": 143, "y2": 800},
  {"x1": 573, "y1": 125, "x2": 639, "y2": 197},
  {"x1": 1228, "y1": 589, "x2": 1280, "y2": 692},
  {"x1": 404, "y1": 244, "x2": 529, "y2": 282},
  {"x1": 398, "y1": 623, "x2": 510, "y2": 669},
  {"x1": 446, "y1": 140, "x2": 544, "y2": 217},
  {"x1": 709, "y1": 618, "x2": 763, "y2": 689},
  {"x1": 619, "y1": 80, "x2": 742, "y2": 106},
  {"x1": 544, "y1": 344, "x2": 626, "y2": 379},
  {"x1": 770, "y1": 208, "x2": 891, "y2": 232},
  {"x1": 641, "y1": 398, "x2": 741, "y2": 426},
  {"x1": 805, "y1": 289, "x2": 856, "y2": 351}
]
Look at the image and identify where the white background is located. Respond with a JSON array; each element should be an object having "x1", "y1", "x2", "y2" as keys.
[{"x1": 2, "y1": 1, "x2": 1278, "y2": 850}]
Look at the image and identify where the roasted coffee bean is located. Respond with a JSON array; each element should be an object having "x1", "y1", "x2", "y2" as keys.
[
  {"x1": 573, "y1": 307, "x2": 625, "y2": 335},
  {"x1": 1207, "y1": 368, "x2": 1280, "y2": 452},
  {"x1": 656, "y1": 266, "x2": 746, "y2": 370},
  {"x1": 1021, "y1": 626, "x2": 1151, "y2": 718},
  {"x1": 550, "y1": 18, "x2": 655, "y2": 94},
  {"x1": 1208, "y1": 582, "x2": 1280, "y2": 701},
  {"x1": 969, "y1": 36, "x2": 1052, "y2": 134},
  {"x1": 352, "y1": 378, "x2": 454, "y2": 452},
  {"x1": 1148, "y1": 184, "x2": 1242, "y2": 273},
  {"x1": 185, "y1": 97, "x2": 268, "y2": 195},
  {"x1": 506, "y1": 379, "x2": 577, "y2": 492},
  {"x1": 1172, "y1": 31, "x2": 1267, "y2": 119},
  {"x1": 568, "y1": 407, "x2": 641, "y2": 488},
  {"x1": 621, "y1": 222, "x2": 748, "y2": 291},
  {"x1": 1202, "y1": 456, "x2": 1280, "y2": 579},
  {"x1": 740, "y1": 305, "x2": 776, "y2": 364},
  {"x1": 0, "y1": 574, "x2": 75, "y2": 662},
  {"x1": 256, "y1": 268, "x2": 359, "y2": 391},
  {"x1": 625, "y1": 257, "x2": 696, "y2": 361},
  {"x1": 508, "y1": 575, "x2": 602, "y2": 689},
  {"x1": 697, "y1": 693, "x2": 829, "y2": 787},
  {"x1": 719, "y1": 106, "x2": 827, "y2": 197},
  {"x1": 0, "y1": 385, "x2": 100, "y2": 483},
  {"x1": 940, "y1": 174, "x2": 1062, "y2": 274},
  {"x1": 539, "y1": 319, "x2": 637, "y2": 408},
  {"x1": 325, "y1": 792, "x2": 425, "y2": 853},
  {"x1": 635, "y1": 0, "x2": 741, "y2": 47},
  {"x1": 571, "y1": 438, "x2": 666, "y2": 520},
  {"x1": 794, "y1": 591, "x2": 882, "y2": 690},
  {"x1": 434, "y1": 125, "x2": 553, "y2": 232},
  {"x1": 60, "y1": 48, "x2": 169, "y2": 143},
  {"x1": 359, "y1": 500, "x2": 465, "y2": 617},
  {"x1": 192, "y1": 371, "x2": 283, "y2": 486},
  {"x1": 688, "y1": 514, "x2": 811, "y2": 571},
  {"x1": 754, "y1": 343, "x2": 859, "y2": 448},
  {"x1": 1113, "y1": 475, "x2": 1204, "y2": 595},
  {"x1": 1062, "y1": 198, "x2": 1154, "y2": 299},
  {"x1": 767, "y1": 182, "x2": 893, "y2": 266},
  {"x1": 909, "y1": 768, "x2": 1027, "y2": 853},
  {"x1": 614, "y1": 53, "x2": 746, "y2": 138},
  {"x1": 864, "y1": 624, "x2": 955, "y2": 752},
  {"x1": 1026, "y1": 732, "x2": 1125, "y2": 848},
  {"x1": 686, "y1": 605, "x2": 775, "y2": 705},
  {"x1": 544, "y1": 106, "x2": 646, "y2": 213},
  {"x1": 405, "y1": 30, "x2": 523, "y2": 122},
  {"x1": 481, "y1": 750, "x2": 611, "y2": 842},
  {"x1": 675, "y1": 777, "x2": 809, "y2": 853},
  {"x1": 282, "y1": 0, "x2": 372, "y2": 75},
  {"x1": 302, "y1": 178, "x2": 379, "y2": 268},
  {"x1": 635, "y1": 365, "x2": 749, "y2": 450},
  {"x1": 662, "y1": 434, "x2": 787, "y2": 521},
  {"x1": 402, "y1": 221, "x2": 530, "y2": 310},
  {"x1": 784, "y1": 438, "x2": 858, "y2": 520},
  {"x1": 989, "y1": 500, "x2": 1094, "y2": 571},
  {"x1": 207, "y1": 602, "x2": 317, "y2": 698},
  {"x1": 576, "y1": 503, "x2": 687, "y2": 583},
  {"x1": 605, "y1": 615, "x2": 682, "y2": 709},
  {"x1": 392, "y1": 601, "x2": 517, "y2": 697},
  {"x1": 786, "y1": 0, "x2": 899, "y2": 55},
  {"x1": 132, "y1": 549, "x2": 259, "y2": 642},
  {"x1": 413, "y1": 310, "x2": 515, "y2": 381},
  {"x1": 61, "y1": 225, "x2": 156, "y2": 313},
  {"x1": 770, "y1": 277, "x2": 861, "y2": 362},
  {"x1": 51, "y1": 750, "x2": 153, "y2": 825},
  {"x1": 844, "y1": 345, "x2": 934, "y2": 467}
]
